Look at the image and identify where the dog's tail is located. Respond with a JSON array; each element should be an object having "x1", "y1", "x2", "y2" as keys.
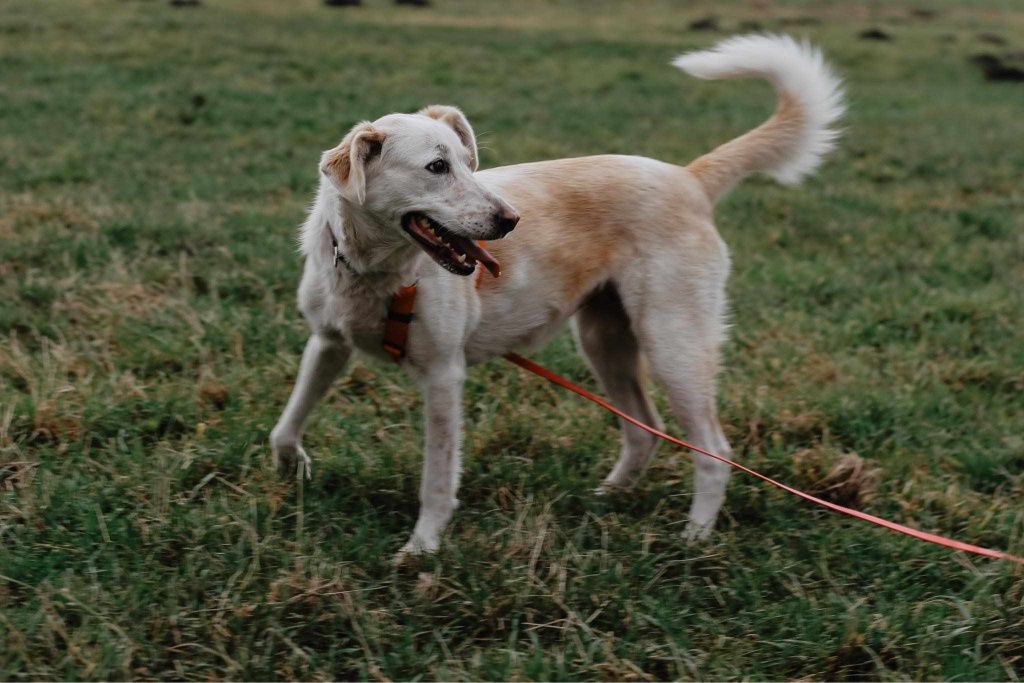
[{"x1": 673, "y1": 34, "x2": 844, "y2": 202}]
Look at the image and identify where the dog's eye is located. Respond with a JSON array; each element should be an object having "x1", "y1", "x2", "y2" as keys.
[{"x1": 426, "y1": 159, "x2": 449, "y2": 175}]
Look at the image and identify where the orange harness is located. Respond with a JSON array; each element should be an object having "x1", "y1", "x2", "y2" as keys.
[
  {"x1": 382, "y1": 253, "x2": 486, "y2": 362},
  {"x1": 382, "y1": 283, "x2": 419, "y2": 362}
]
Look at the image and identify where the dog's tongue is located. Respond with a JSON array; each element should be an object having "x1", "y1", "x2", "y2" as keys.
[{"x1": 464, "y1": 240, "x2": 501, "y2": 278}]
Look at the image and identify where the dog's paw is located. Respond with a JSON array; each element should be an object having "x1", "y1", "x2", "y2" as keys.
[
  {"x1": 682, "y1": 519, "x2": 715, "y2": 542},
  {"x1": 271, "y1": 439, "x2": 312, "y2": 480},
  {"x1": 393, "y1": 534, "x2": 439, "y2": 566},
  {"x1": 594, "y1": 476, "x2": 632, "y2": 497}
]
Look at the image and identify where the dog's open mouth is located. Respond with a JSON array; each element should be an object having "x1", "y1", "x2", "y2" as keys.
[{"x1": 402, "y1": 212, "x2": 500, "y2": 278}]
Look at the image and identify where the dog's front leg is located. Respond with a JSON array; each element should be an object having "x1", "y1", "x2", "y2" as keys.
[
  {"x1": 270, "y1": 333, "x2": 351, "y2": 477},
  {"x1": 397, "y1": 360, "x2": 466, "y2": 560}
]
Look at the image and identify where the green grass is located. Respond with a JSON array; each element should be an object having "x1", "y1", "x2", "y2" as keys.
[{"x1": 2, "y1": 0, "x2": 1024, "y2": 679}]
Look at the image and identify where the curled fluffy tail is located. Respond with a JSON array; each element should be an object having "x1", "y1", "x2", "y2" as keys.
[{"x1": 673, "y1": 34, "x2": 844, "y2": 202}]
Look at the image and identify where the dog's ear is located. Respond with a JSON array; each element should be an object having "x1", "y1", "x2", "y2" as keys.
[
  {"x1": 418, "y1": 105, "x2": 479, "y2": 171},
  {"x1": 320, "y1": 122, "x2": 385, "y2": 204}
]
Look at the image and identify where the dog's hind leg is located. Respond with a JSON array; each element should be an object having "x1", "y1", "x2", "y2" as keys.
[
  {"x1": 270, "y1": 334, "x2": 351, "y2": 478},
  {"x1": 635, "y1": 283, "x2": 733, "y2": 541},
  {"x1": 572, "y1": 284, "x2": 663, "y2": 492}
]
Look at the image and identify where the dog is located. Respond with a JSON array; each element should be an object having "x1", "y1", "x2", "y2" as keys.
[{"x1": 270, "y1": 34, "x2": 844, "y2": 560}]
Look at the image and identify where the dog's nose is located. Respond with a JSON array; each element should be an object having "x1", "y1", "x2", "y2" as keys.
[{"x1": 493, "y1": 207, "x2": 520, "y2": 237}]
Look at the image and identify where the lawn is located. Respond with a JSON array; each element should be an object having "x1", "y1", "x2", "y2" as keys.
[{"x1": 1, "y1": 0, "x2": 1023, "y2": 679}]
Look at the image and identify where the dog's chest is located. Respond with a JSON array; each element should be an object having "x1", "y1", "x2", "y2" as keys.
[
  {"x1": 301, "y1": 278, "x2": 396, "y2": 361},
  {"x1": 339, "y1": 302, "x2": 388, "y2": 354}
]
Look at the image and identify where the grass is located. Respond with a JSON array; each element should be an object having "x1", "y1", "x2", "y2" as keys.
[{"x1": 2, "y1": 0, "x2": 1023, "y2": 679}]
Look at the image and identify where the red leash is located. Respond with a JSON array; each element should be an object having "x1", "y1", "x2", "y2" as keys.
[{"x1": 504, "y1": 352, "x2": 1024, "y2": 566}]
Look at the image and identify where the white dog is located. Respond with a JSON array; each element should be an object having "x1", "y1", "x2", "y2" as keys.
[{"x1": 270, "y1": 34, "x2": 844, "y2": 559}]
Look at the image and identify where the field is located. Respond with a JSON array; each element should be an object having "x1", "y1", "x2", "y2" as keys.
[{"x1": 2, "y1": 0, "x2": 1024, "y2": 679}]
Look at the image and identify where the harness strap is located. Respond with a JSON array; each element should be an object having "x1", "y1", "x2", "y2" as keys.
[
  {"x1": 382, "y1": 243, "x2": 488, "y2": 362},
  {"x1": 383, "y1": 284, "x2": 418, "y2": 362}
]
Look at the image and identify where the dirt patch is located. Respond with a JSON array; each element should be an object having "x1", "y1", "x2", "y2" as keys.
[
  {"x1": 792, "y1": 448, "x2": 881, "y2": 507},
  {"x1": 971, "y1": 53, "x2": 1024, "y2": 82},
  {"x1": 976, "y1": 32, "x2": 1007, "y2": 46},
  {"x1": 859, "y1": 28, "x2": 893, "y2": 41},
  {"x1": 199, "y1": 382, "x2": 229, "y2": 410},
  {"x1": 688, "y1": 16, "x2": 719, "y2": 32}
]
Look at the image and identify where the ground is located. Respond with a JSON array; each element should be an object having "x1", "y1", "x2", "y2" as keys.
[{"x1": 1, "y1": 0, "x2": 1023, "y2": 680}]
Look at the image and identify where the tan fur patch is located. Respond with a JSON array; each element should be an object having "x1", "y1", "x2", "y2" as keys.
[
  {"x1": 479, "y1": 163, "x2": 621, "y2": 304},
  {"x1": 322, "y1": 142, "x2": 352, "y2": 184},
  {"x1": 687, "y1": 91, "x2": 803, "y2": 200},
  {"x1": 321, "y1": 123, "x2": 385, "y2": 186},
  {"x1": 480, "y1": 156, "x2": 710, "y2": 307}
]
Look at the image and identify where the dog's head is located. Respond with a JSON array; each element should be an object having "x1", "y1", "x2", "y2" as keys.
[{"x1": 320, "y1": 105, "x2": 518, "y2": 277}]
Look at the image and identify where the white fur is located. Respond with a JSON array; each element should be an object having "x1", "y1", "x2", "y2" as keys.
[
  {"x1": 270, "y1": 35, "x2": 844, "y2": 561},
  {"x1": 673, "y1": 33, "x2": 845, "y2": 185}
]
